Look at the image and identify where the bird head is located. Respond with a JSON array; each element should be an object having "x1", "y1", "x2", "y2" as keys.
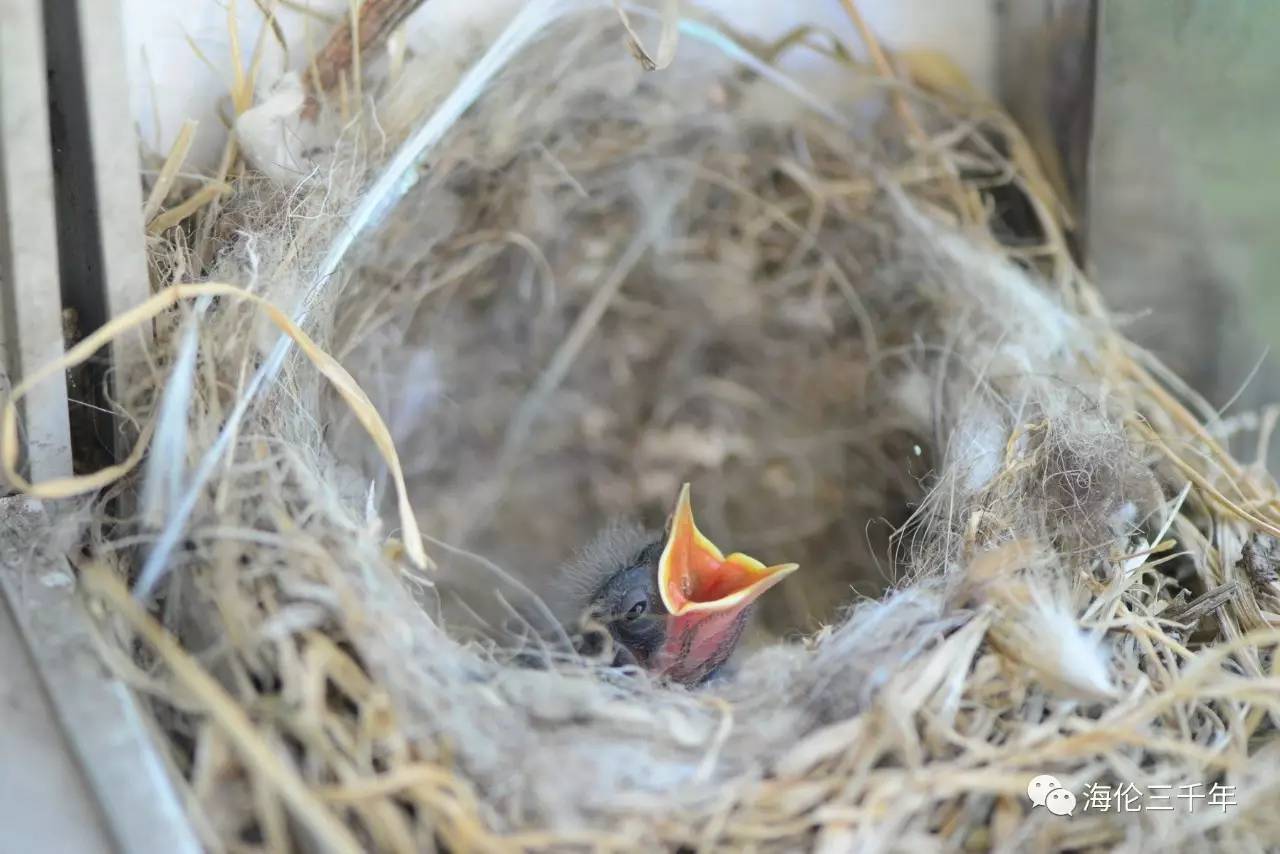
[{"x1": 578, "y1": 483, "x2": 798, "y2": 686}]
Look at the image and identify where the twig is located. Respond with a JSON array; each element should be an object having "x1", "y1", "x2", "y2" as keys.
[
  {"x1": 1164, "y1": 582, "x2": 1241, "y2": 628},
  {"x1": 142, "y1": 120, "x2": 198, "y2": 224},
  {"x1": 304, "y1": 0, "x2": 427, "y2": 116},
  {"x1": 838, "y1": 0, "x2": 980, "y2": 224},
  {"x1": 837, "y1": 0, "x2": 926, "y2": 144}
]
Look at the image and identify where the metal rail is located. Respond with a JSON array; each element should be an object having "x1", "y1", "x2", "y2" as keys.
[{"x1": 0, "y1": 0, "x2": 199, "y2": 851}]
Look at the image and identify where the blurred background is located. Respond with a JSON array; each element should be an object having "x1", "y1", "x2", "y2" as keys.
[{"x1": 120, "y1": 0, "x2": 1280, "y2": 468}]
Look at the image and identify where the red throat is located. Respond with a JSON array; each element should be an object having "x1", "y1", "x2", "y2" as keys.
[{"x1": 656, "y1": 608, "x2": 753, "y2": 684}]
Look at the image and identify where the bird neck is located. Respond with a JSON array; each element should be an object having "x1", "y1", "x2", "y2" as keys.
[{"x1": 657, "y1": 605, "x2": 752, "y2": 686}]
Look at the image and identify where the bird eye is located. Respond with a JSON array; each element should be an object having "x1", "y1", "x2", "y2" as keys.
[{"x1": 624, "y1": 599, "x2": 646, "y2": 621}]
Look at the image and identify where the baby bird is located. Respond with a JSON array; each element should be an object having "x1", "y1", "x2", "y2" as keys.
[{"x1": 561, "y1": 484, "x2": 798, "y2": 686}]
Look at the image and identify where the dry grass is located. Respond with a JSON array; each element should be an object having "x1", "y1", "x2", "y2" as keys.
[{"x1": 6, "y1": 1, "x2": 1280, "y2": 851}]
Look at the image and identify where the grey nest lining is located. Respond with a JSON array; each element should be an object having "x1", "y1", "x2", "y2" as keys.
[{"x1": 49, "y1": 4, "x2": 1280, "y2": 852}]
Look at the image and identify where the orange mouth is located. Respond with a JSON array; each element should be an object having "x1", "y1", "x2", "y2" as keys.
[{"x1": 656, "y1": 483, "x2": 799, "y2": 616}]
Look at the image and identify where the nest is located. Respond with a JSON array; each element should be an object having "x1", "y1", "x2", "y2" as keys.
[{"x1": 17, "y1": 2, "x2": 1280, "y2": 851}]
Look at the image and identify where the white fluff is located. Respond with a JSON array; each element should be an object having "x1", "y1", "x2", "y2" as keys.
[
  {"x1": 1025, "y1": 588, "x2": 1118, "y2": 701},
  {"x1": 235, "y1": 73, "x2": 317, "y2": 189}
]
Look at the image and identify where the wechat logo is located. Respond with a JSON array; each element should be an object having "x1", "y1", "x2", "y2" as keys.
[{"x1": 1028, "y1": 774, "x2": 1076, "y2": 816}]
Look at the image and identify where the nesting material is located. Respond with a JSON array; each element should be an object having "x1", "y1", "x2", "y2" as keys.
[{"x1": 18, "y1": 2, "x2": 1280, "y2": 851}]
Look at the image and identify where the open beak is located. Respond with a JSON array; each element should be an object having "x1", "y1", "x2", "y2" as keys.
[{"x1": 657, "y1": 483, "x2": 799, "y2": 617}]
